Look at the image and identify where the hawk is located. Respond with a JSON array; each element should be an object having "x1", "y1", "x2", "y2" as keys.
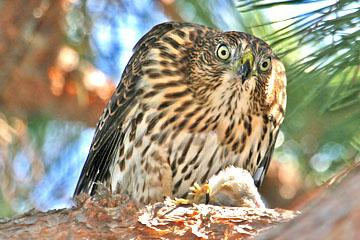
[{"x1": 74, "y1": 22, "x2": 287, "y2": 204}]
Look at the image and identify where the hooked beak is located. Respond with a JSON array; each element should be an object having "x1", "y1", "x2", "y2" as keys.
[{"x1": 236, "y1": 52, "x2": 254, "y2": 84}]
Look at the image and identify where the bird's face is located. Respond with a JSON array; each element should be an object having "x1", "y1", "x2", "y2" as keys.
[
  {"x1": 189, "y1": 31, "x2": 286, "y2": 115},
  {"x1": 213, "y1": 34, "x2": 273, "y2": 85}
]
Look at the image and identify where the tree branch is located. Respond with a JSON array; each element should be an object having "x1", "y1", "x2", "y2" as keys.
[{"x1": 0, "y1": 194, "x2": 296, "y2": 239}]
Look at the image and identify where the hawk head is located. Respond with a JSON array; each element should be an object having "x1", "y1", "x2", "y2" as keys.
[{"x1": 188, "y1": 29, "x2": 287, "y2": 119}]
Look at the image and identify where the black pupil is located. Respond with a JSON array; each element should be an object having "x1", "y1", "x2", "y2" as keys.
[
  {"x1": 221, "y1": 50, "x2": 227, "y2": 56},
  {"x1": 262, "y1": 61, "x2": 268, "y2": 68}
]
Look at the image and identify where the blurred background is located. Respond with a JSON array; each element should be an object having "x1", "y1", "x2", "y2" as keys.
[{"x1": 0, "y1": 0, "x2": 359, "y2": 217}]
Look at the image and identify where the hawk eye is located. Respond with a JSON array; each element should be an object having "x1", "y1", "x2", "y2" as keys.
[
  {"x1": 216, "y1": 44, "x2": 230, "y2": 60},
  {"x1": 259, "y1": 57, "x2": 271, "y2": 72}
]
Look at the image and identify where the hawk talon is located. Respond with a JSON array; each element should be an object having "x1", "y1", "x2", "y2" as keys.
[
  {"x1": 188, "y1": 183, "x2": 216, "y2": 205},
  {"x1": 172, "y1": 183, "x2": 213, "y2": 205},
  {"x1": 171, "y1": 197, "x2": 191, "y2": 205},
  {"x1": 205, "y1": 192, "x2": 210, "y2": 204}
]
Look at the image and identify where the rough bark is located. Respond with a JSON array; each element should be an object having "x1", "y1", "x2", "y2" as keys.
[
  {"x1": 257, "y1": 163, "x2": 360, "y2": 240},
  {"x1": 0, "y1": 194, "x2": 296, "y2": 239}
]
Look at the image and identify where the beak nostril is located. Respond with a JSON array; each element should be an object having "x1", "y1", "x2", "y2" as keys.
[{"x1": 238, "y1": 59, "x2": 251, "y2": 83}]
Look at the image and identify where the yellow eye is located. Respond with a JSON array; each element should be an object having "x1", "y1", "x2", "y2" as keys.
[
  {"x1": 216, "y1": 45, "x2": 230, "y2": 60},
  {"x1": 259, "y1": 57, "x2": 271, "y2": 72}
]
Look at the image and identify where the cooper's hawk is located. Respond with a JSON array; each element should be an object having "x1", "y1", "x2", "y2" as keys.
[{"x1": 74, "y1": 21, "x2": 287, "y2": 204}]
